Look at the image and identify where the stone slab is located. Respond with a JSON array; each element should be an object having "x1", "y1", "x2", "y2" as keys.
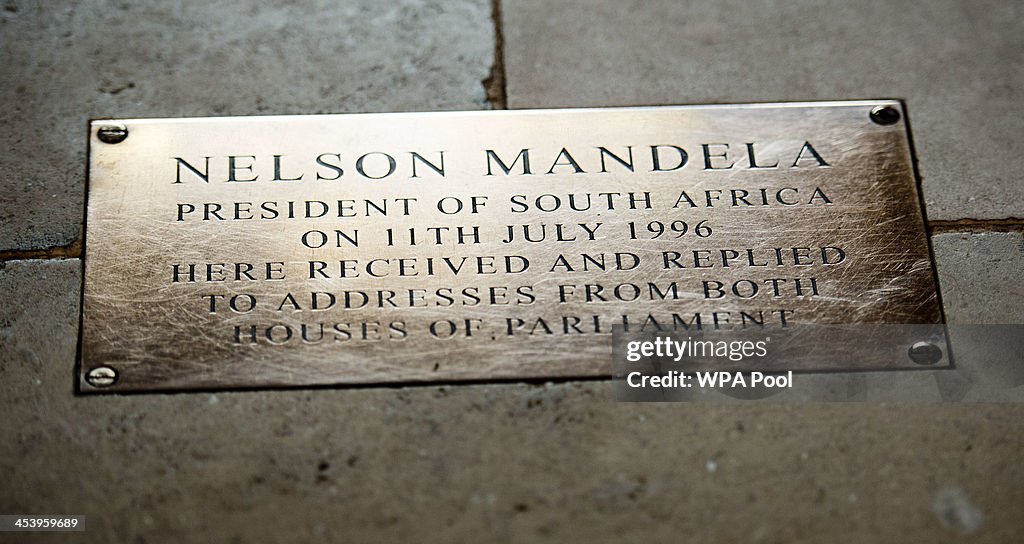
[
  {"x1": 933, "y1": 232, "x2": 1024, "y2": 324},
  {"x1": 1, "y1": 258, "x2": 1022, "y2": 541},
  {"x1": 503, "y1": 0, "x2": 1024, "y2": 222},
  {"x1": 0, "y1": 0, "x2": 494, "y2": 252}
]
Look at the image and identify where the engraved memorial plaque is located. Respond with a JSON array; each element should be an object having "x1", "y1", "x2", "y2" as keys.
[{"x1": 80, "y1": 101, "x2": 942, "y2": 392}]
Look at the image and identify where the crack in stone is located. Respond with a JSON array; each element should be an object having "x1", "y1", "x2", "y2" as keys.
[
  {"x1": 929, "y1": 219, "x2": 1024, "y2": 234},
  {"x1": 481, "y1": 0, "x2": 507, "y2": 109},
  {"x1": 0, "y1": 238, "x2": 82, "y2": 261}
]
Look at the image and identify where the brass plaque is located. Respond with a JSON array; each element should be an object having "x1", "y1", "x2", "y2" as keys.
[{"x1": 80, "y1": 101, "x2": 941, "y2": 392}]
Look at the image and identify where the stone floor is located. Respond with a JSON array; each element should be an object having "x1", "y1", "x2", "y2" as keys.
[{"x1": 1, "y1": 0, "x2": 1022, "y2": 542}]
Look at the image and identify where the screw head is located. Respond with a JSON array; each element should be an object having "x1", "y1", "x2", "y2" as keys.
[
  {"x1": 869, "y1": 105, "x2": 901, "y2": 125},
  {"x1": 86, "y1": 366, "x2": 118, "y2": 387},
  {"x1": 908, "y1": 341, "x2": 943, "y2": 365},
  {"x1": 96, "y1": 124, "x2": 128, "y2": 144}
]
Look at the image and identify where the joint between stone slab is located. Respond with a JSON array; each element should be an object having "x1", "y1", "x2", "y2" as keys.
[
  {"x1": 482, "y1": 0, "x2": 507, "y2": 109},
  {"x1": 929, "y1": 219, "x2": 1024, "y2": 234},
  {"x1": 0, "y1": 238, "x2": 82, "y2": 262}
]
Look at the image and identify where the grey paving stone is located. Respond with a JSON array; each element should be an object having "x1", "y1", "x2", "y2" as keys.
[
  {"x1": 2, "y1": 258, "x2": 1023, "y2": 542},
  {"x1": 933, "y1": 231, "x2": 1024, "y2": 324},
  {"x1": 503, "y1": 0, "x2": 1024, "y2": 222},
  {"x1": 0, "y1": 0, "x2": 494, "y2": 252}
]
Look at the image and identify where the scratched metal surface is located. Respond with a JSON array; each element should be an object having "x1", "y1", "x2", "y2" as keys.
[{"x1": 79, "y1": 102, "x2": 942, "y2": 392}]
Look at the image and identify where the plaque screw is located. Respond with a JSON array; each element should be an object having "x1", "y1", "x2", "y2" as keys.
[
  {"x1": 86, "y1": 366, "x2": 118, "y2": 387},
  {"x1": 908, "y1": 341, "x2": 942, "y2": 365},
  {"x1": 869, "y1": 105, "x2": 901, "y2": 125},
  {"x1": 96, "y1": 124, "x2": 128, "y2": 144}
]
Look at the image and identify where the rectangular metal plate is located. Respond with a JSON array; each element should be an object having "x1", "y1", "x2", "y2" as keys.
[{"x1": 80, "y1": 101, "x2": 942, "y2": 392}]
